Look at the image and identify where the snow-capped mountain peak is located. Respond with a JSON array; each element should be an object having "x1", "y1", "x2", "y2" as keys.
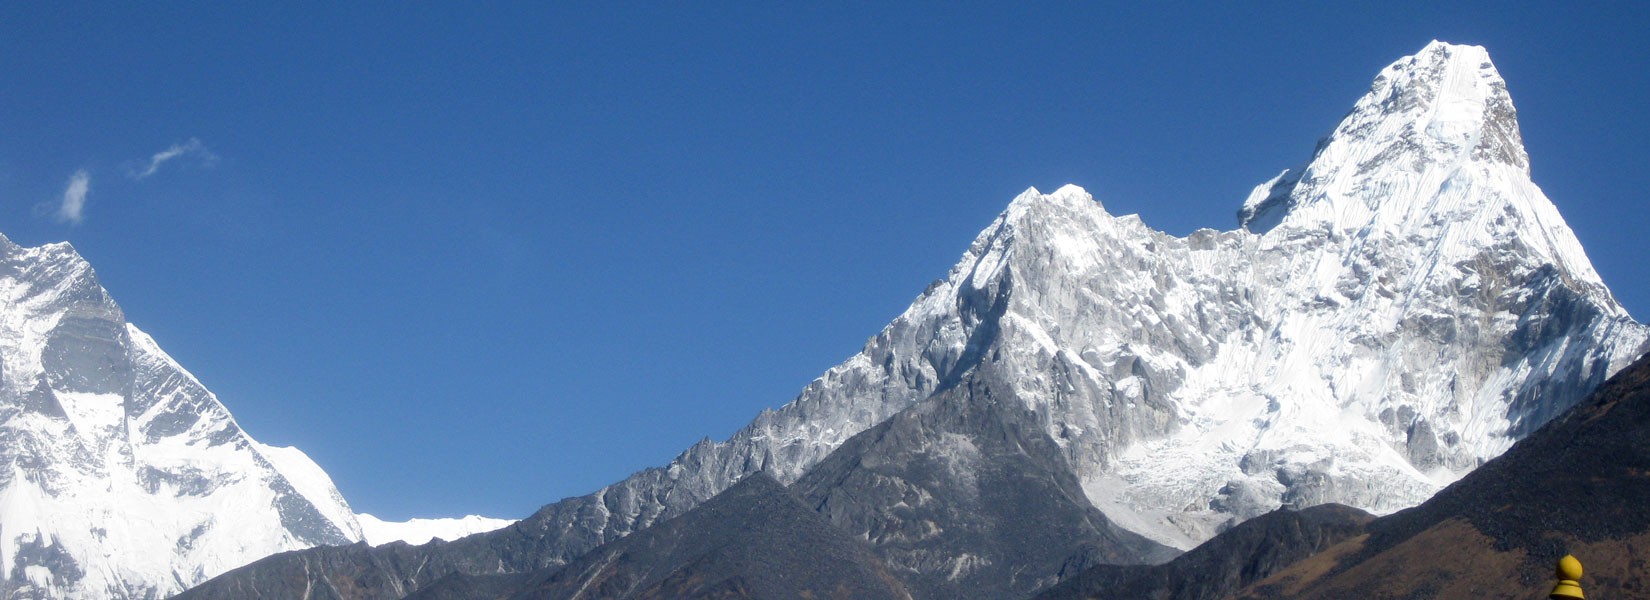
[
  {"x1": 485, "y1": 35, "x2": 1646, "y2": 553},
  {"x1": 0, "y1": 233, "x2": 367, "y2": 599},
  {"x1": 1242, "y1": 42, "x2": 1531, "y2": 231},
  {"x1": 1242, "y1": 41, "x2": 1611, "y2": 310},
  {"x1": 1071, "y1": 42, "x2": 1647, "y2": 547},
  {"x1": 1338, "y1": 40, "x2": 1523, "y2": 170},
  {"x1": 897, "y1": 42, "x2": 1647, "y2": 550}
]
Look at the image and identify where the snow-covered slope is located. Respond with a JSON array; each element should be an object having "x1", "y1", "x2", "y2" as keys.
[
  {"x1": 356, "y1": 514, "x2": 512, "y2": 546},
  {"x1": 0, "y1": 235, "x2": 366, "y2": 599}
]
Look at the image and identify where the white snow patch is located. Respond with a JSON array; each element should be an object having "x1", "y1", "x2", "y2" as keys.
[{"x1": 357, "y1": 513, "x2": 515, "y2": 546}]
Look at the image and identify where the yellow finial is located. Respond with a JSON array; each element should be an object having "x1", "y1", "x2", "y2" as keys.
[{"x1": 1550, "y1": 554, "x2": 1584, "y2": 599}]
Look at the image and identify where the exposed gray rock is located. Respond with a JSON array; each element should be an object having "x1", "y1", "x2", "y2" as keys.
[
  {"x1": 791, "y1": 362, "x2": 1177, "y2": 600},
  {"x1": 1034, "y1": 503, "x2": 1374, "y2": 600}
]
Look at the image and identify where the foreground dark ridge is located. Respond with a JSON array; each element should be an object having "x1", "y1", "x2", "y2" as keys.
[{"x1": 1034, "y1": 504, "x2": 1375, "y2": 600}]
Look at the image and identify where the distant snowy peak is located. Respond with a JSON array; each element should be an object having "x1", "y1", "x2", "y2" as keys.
[
  {"x1": 356, "y1": 513, "x2": 515, "y2": 546},
  {"x1": 0, "y1": 233, "x2": 366, "y2": 599}
]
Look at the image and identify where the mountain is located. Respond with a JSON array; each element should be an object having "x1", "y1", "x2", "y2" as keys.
[
  {"x1": 0, "y1": 234, "x2": 364, "y2": 599},
  {"x1": 177, "y1": 41, "x2": 1648, "y2": 599},
  {"x1": 0, "y1": 234, "x2": 519, "y2": 599},
  {"x1": 1236, "y1": 350, "x2": 1650, "y2": 598},
  {"x1": 399, "y1": 473, "x2": 912, "y2": 600},
  {"x1": 1082, "y1": 40, "x2": 1649, "y2": 547}
]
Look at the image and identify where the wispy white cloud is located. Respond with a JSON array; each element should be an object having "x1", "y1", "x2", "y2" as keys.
[
  {"x1": 57, "y1": 169, "x2": 90, "y2": 225},
  {"x1": 131, "y1": 138, "x2": 217, "y2": 179}
]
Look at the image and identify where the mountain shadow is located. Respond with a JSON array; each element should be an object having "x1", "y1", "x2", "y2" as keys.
[{"x1": 1031, "y1": 503, "x2": 1373, "y2": 600}]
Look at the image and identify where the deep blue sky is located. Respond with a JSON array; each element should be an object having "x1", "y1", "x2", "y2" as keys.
[{"x1": 2, "y1": 4, "x2": 1646, "y2": 521}]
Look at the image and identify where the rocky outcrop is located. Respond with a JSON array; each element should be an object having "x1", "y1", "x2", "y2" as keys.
[{"x1": 791, "y1": 363, "x2": 1176, "y2": 599}]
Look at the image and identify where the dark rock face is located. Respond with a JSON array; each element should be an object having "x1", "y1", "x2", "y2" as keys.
[
  {"x1": 41, "y1": 305, "x2": 129, "y2": 396},
  {"x1": 1033, "y1": 504, "x2": 1373, "y2": 600},
  {"x1": 7, "y1": 534, "x2": 87, "y2": 593},
  {"x1": 790, "y1": 363, "x2": 1177, "y2": 600},
  {"x1": 166, "y1": 541, "x2": 440, "y2": 600},
  {"x1": 403, "y1": 473, "x2": 911, "y2": 600}
]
